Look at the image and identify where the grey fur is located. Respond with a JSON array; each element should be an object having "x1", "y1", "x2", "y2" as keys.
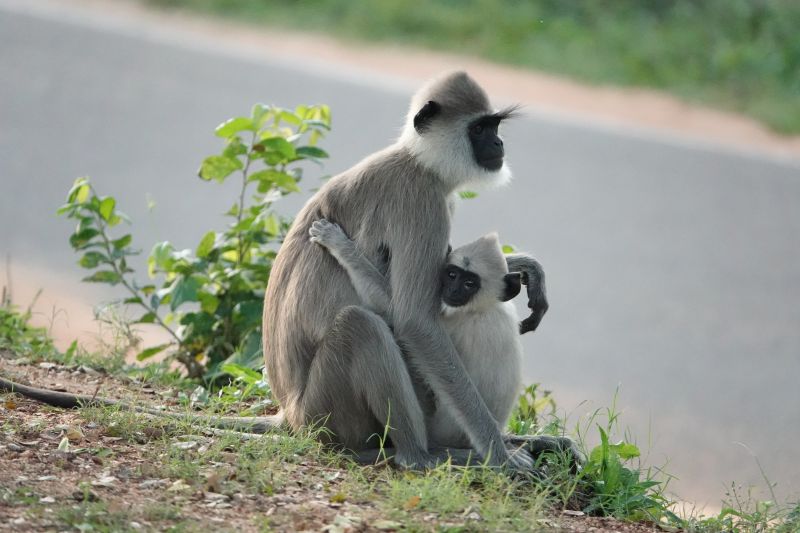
[
  {"x1": 309, "y1": 222, "x2": 523, "y2": 448},
  {"x1": 263, "y1": 71, "x2": 542, "y2": 470}
]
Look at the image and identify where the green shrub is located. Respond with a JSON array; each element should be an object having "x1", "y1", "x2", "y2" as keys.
[
  {"x1": 58, "y1": 104, "x2": 331, "y2": 379},
  {"x1": 0, "y1": 299, "x2": 58, "y2": 359}
]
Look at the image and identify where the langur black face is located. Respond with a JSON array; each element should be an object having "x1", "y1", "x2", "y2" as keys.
[
  {"x1": 412, "y1": 97, "x2": 517, "y2": 175},
  {"x1": 440, "y1": 266, "x2": 521, "y2": 308},
  {"x1": 441, "y1": 265, "x2": 481, "y2": 307},
  {"x1": 468, "y1": 115, "x2": 504, "y2": 171}
]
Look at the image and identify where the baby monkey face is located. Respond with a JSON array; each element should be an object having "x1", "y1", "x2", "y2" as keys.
[{"x1": 440, "y1": 264, "x2": 481, "y2": 307}]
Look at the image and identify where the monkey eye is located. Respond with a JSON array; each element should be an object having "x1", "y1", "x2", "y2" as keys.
[
  {"x1": 464, "y1": 280, "x2": 475, "y2": 289},
  {"x1": 471, "y1": 124, "x2": 484, "y2": 135},
  {"x1": 448, "y1": 271, "x2": 457, "y2": 280}
]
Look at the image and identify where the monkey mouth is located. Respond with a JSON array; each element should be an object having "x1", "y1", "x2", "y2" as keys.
[
  {"x1": 442, "y1": 295, "x2": 470, "y2": 307},
  {"x1": 482, "y1": 158, "x2": 504, "y2": 171}
]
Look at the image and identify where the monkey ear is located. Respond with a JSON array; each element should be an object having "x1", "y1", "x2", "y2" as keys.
[
  {"x1": 413, "y1": 100, "x2": 441, "y2": 133},
  {"x1": 501, "y1": 273, "x2": 522, "y2": 301}
]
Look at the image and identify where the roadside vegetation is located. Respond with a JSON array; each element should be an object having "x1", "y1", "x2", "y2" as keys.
[
  {"x1": 144, "y1": 0, "x2": 800, "y2": 135},
  {"x1": 2, "y1": 105, "x2": 798, "y2": 531}
]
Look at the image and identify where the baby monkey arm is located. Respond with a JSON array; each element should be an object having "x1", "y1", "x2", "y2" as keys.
[{"x1": 309, "y1": 219, "x2": 392, "y2": 316}]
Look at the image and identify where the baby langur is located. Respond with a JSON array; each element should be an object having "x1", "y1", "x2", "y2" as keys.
[{"x1": 309, "y1": 219, "x2": 523, "y2": 447}]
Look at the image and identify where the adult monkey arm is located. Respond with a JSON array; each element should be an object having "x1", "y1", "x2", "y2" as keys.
[{"x1": 506, "y1": 252, "x2": 549, "y2": 333}]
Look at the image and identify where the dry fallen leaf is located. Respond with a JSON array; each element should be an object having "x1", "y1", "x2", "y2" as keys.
[
  {"x1": 373, "y1": 519, "x2": 403, "y2": 531},
  {"x1": 65, "y1": 425, "x2": 84, "y2": 442},
  {"x1": 329, "y1": 492, "x2": 347, "y2": 504},
  {"x1": 4, "y1": 398, "x2": 17, "y2": 410},
  {"x1": 323, "y1": 514, "x2": 362, "y2": 533},
  {"x1": 404, "y1": 495, "x2": 421, "y2": 510},
  {"x1": 171, "y1": 440, "x2": 197, "y2": 450},
  {"x1": 204, "y1": 492, "x2": 229, "y2": 502},
  {"x1": 205, "y1": 471, "x2": 223, "y2": 493},
  {"x1": 91, "y1": 476, "x2": 118, "y2": 488},
  {"x1": 167, "y1": 479, "x2": 191, "y2": 493}
]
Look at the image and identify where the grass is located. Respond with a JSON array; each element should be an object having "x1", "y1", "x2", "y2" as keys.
[
  {"x1": 143, "y1": 0, "x2": 800, "y2": 134},
  {"x1": 3, "y1": 298, "x2": 800, "y2": 531}
]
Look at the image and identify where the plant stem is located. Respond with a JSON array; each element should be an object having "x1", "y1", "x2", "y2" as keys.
[
  {"x1": 235, "y1": 131, "x2": 257, "y2": 266},
  {"x1": 87, "y1": 196, "x2": 181, "y2": 347}
]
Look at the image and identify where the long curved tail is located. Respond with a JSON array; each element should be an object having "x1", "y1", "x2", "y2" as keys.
[{"x1": 0, "y1": 375, "x2": 284, "y2": 434}]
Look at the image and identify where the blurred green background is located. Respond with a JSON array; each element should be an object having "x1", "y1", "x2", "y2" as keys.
[{"x1": 147, "y1": 0, "x2": 800, "y2": 134}]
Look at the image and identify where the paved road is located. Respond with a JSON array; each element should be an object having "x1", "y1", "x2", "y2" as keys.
[{"x1": 2, "y1": 1, "x2": 799, "y2": 506}]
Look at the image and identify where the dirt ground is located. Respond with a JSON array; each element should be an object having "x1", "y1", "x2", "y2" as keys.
[{"x1": 0, "y1": 354, "x2": 667, "y2": 532}]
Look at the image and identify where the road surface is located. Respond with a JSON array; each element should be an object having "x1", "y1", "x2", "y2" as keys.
[{"x1": 1, "y1": 0, "x2": 798, "y2": 507}]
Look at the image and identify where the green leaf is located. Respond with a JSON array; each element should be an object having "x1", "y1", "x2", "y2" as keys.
[
  {"x1": 82, "y1": 271, "x2": 122, "y2": 285},
  {"x1": 196, "y1": 231, "x2": 216, "y2": 259},
  {"x1": 278, "y1": 110, "x2": 302, "y2": 126},
  {"x1": 501, "y1": 244, "x2": 516, "y2": 254},
  {"x1": 303, "y1": 119, "x2": 331, "y2": 131},
  {"x1": 136, "y1": 343, "x2": 171, "y2": 361},
  {"x1": 56, "y1": 203, "x2": 74, "y2": 216},
  {"x1": 270, "y1": 172, "x2": 300, "y2": 193},
  {"x1": 198, "y1": 155, "x2": 243, "y2": 182},
  {"x1": 234, "y1": 300, "x2": 263, "y2": 328},
  {"x1": 215, "y1": 117, "x2": 255, "y2": 138},
  {"x1": 223, "y1": 138, "x2": 247, "y2": 158},
  {"x1": 112, "y1": 234, "x2": 132, "y2": 250},
  {"x1": 258, "y1": 137, "x2": 296, "y2": 159},
  {"x1": 69, "y1": 228, "x2": 99, "y2": 250},
  {"x1": 221, "y1": 363, "x2": 263, "y2": 384},
  {"x1": 459, "y1": 191, "x2": 478, "y2": 199},
  {"x1": 296, "y1": 146, "x2": 328, "y2": 159},
  {"x1": 251, "y1": 103, "x2": 272, "y2": 128},
  {"x1": 221, "y1": 250, "x2": 239, "y2": 263},
  {"x1": 74, "y1": 183, "x2": 91, "y2": 204},
  {"x1": 136, "y1": 312, "x2": 157, "y2": 324},
  {"x1": 612, "y1": 442, "x2": 641, "y2": 460},
  {"x1": 78, "y1": 251, "x2": 108, "y2": 269},
  {"x1": 170, "y1": 276, "x2": 202, "y2": 311},
  {"x1": 218, "y1": 331, "x2": 264, "y2": 372},
  {"x1": 98, "y1": 197, "x2": 115, "y2": 221},
  {"x1": 148, "y1": 241, "x2": 175, "y2": 277},
  {"x1": 197, "y1": 292, "x2": 219, "y2": 314},
  {"x1": 264, "y1": 214, "x2": 280, "y2": 236},
  {"x1": 66, "y1": 177, "x2": 90, "y2": 202},
  {"x1": 248, "y1": 169, "x2": 300, "y2": 193}
]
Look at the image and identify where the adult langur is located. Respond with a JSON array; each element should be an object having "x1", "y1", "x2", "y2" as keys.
[{"x1": 262, "y1": 71, "x2": 550, "y2": 471}]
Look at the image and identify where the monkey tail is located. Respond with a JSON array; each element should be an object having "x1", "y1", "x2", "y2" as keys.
[{"x1": 0, "y1": 375, "x2": 284, "y2": 434}]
